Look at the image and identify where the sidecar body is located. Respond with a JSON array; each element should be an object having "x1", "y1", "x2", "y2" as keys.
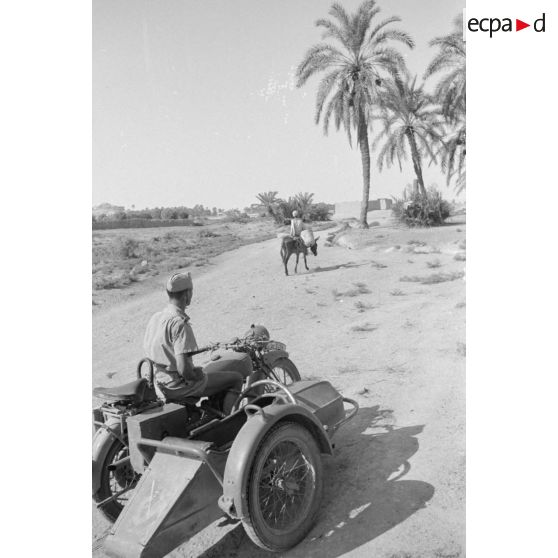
[{"x1": 103, "y1": 380, "x2": 358, "y2": 558}]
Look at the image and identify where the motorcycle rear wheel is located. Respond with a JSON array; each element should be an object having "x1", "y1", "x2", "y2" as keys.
[
  {"x1": 243, "y1": 422, "x2": 323, "y2": 551},
  {"x1": 94, "y1": 435, "x2": 139, "y2": 522}
]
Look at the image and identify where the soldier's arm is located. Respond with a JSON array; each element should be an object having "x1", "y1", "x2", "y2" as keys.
[
  {"x1": 176, "y1": 353, "x2": 204, "y2": 382},
  {"x1": 173, "y1": 319, "x2": 204, "y2": 383}
]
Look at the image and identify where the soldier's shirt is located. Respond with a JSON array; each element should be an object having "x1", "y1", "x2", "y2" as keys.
[{"x1": 143, "y1": 304, "x2": 198, "y2": 373}]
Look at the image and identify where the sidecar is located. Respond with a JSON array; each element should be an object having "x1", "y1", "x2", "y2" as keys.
[{"x1": 103, "y1": 379, "x2": 358, "y2": 558}]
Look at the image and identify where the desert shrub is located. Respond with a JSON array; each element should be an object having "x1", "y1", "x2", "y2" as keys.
[
  {"x1": 126, "y1": 209, "x2": 152, "y2": 220},
  {"x1": 114, "y1": 237, "x2": 140, "y2": 259},
  {"x1": 392, "y1": 188, "x2": 451, "y2": 226},
  {"x1": 271, "y1": 199, "x2": 297, "y2": 224},
  {"x1": 349, "y1": 322, "x2": 377, "y2": 332},
  {"x1": 333, "y1": 282, "x2": 370, "y2": 298},
  {"x1": 161, "y1": 208, "x2": 178, "y2": 220},
  {"x1": 111, "y1": 211, "x2": 127, "y2": 221},
  {"x1": 93, "y1": 271, "x2": 133, "y2": 290},
  {"x1": 354, "y1": 301, "x2": 374, "y2": 312},
  {"x1": 224, "y1": 210, "x2": 250, "y2": 223},
  {"x1": 198, "y1": 229, "x2": 219, "y2": 238},
  {"x1": 306, "y1": 203, "x2": 331, "y2": 221},
  {"x1": 400, "y1": 271, "x2": 464, "y2": 284}
]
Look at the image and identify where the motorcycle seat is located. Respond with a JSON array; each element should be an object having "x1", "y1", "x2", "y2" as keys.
[{"x1": 93, "y1": 378, "x2": 154, "y2": 404}]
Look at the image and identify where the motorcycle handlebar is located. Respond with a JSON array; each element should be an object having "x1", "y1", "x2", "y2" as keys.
[{"x1": 184, "y1": 337, "x2": 274, "y2": 357}]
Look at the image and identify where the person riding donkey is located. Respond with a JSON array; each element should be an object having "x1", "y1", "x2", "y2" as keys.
[
  {"x1": 143, "y1": 272, "x2": 245, "y2": 414},
  {"x1": 289, "y1": 210, "x2": 305, "y2": 248}
]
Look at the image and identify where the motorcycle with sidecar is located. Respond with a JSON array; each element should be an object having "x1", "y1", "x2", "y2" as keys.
[
  {"x1": 92, "y1": 329, "x2": 358, "y2": 557},
  {"x1": 93, "y1": 326, "x2": 300, "y2": 522}
]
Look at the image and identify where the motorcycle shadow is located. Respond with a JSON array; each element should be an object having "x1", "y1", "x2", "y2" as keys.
[{"x1": 226, "y1": 405, "x2": 435, "y2": 558}]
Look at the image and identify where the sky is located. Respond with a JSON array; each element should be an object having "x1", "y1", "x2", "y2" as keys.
[{"x1": 93, "y1": 0, "x2": 464, "y2": 210}]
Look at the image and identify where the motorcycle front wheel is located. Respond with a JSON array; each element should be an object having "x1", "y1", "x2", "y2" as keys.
[
  {"x1": 94, "y1": 435, "x2": 139, "y2": 522},
  {"x1": 267, "y1": 357, "x2": 301, "y2": 386}
]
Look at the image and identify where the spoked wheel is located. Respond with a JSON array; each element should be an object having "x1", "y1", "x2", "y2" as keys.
[
  {"x1": 94, "y1": 436, "x2": 140, "y2": 522},
  {"x1": 266, "y1": 358, "x2": 301, "y2": 389},
  {"x1": 243, "y1": 422, "x2": 323, "y2": 551}
]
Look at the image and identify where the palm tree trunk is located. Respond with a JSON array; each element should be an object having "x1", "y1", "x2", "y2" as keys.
[
  {"x1": 406, "y1": 130, "x2": 427, "y2": 197},
  {"x1": 358, "y1": 108, "x2": 370, "y2": 229}
]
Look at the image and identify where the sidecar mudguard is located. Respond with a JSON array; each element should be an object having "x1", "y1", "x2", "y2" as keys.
[
  {"x1": 103, "y1": 439, "x2": 226, "y2": 558},
  {"x1": 218, "y1": 396, "x2": 332, "y2": 520}
]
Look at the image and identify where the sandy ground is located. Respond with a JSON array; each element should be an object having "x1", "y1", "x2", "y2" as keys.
[{"x1": 92, "y1": 211, "x2": 465, "y2": 558}]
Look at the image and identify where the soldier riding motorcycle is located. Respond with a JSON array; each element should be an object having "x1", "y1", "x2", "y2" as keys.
[{"x1": 92, "y1": 272, "x2": 300, "y2": 521}]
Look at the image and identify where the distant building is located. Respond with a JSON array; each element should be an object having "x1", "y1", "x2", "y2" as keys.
[
  {"x1": 334, "y1": 198, "x2": 393, "y2": 219},
  {"x1": 368, "y1": 198, "x2": 393, "y2": 210}
]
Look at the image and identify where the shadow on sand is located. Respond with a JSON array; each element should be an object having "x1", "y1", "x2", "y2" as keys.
[
  {"x1": 201, "y1": 405, "x2": 434, "y2": 558},
  {"x1": 309, "y1": 261, "x2": 370, "y2": 274}
]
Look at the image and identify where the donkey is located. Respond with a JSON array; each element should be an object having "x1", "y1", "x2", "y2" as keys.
[{"x1": 280, "y1": 236, "x2": 319, "y2": 276}]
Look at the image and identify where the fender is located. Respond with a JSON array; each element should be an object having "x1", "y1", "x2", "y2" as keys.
[
  {"x1": 92, "y1": 419, "x2": 125, "y2": 495},
  {"x1": 262, "y1": 349, "x2": 289, "y2": 367},
  {"x1": 218, "y1": 402, "x2": 332, "y2": 519}
]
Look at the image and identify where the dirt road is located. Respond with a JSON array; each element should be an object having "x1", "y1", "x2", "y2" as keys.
[{"x1": 93, "y1": 217, "x2": 465, "y2": 558}]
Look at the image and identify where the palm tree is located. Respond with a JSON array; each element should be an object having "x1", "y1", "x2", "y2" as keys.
[
  {"x1": 296, "y1": 1, "x2": 414, "y2": 228},
  {"x1": 424, "y1": 14, "x2": 465, "y2": 122},
  {"x1": 294, "y1": 191, "x2": 315, "y2": 216},
  {"x1": 424, "y1": 14, "x2": 465, "y2": 192},
  {"x1": 440, "y1": 121, "x2": 465, "y2": 194},
  {"x1": 256, "y1": 191, "x2": 280, "y2": 215},
  {"x1": 374, "y1": 76, "x2": 444, "y2": 196}
]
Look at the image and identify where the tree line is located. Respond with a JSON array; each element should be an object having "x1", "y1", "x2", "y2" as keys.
[
  {"x1": 93, "y1": 204, "x2": 224, "y2": 223},
  {"x1": 256, "y1": 191, "x2": 333, "y2": 223}
]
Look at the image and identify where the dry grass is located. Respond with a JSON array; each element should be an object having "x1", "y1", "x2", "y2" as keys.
[
  {"x1": 338, "y1": 365, "x2": 360, "y2": 374},
  {"x1": 92, "y1": 220, "x2": 282, "y2": 291},
  {"x1": 349, "y1": 322, "x2": 377, "y2": 332},
  {"x1": 354, "y1": 300, "x2": 374, "y2": 313},
  {"x1": 333, "y1": 282, "x2": 371, "y2": 299},
  {"x1": 400, "y1": 271, "x2": 465, "y2": 284},
  {"x1": 385, "y1": 364, "x2": 408, "y2": 375}
]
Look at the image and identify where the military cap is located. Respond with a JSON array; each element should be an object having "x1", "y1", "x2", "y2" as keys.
[{"x1": 166, "y1": 272, "x2": 193, "y2": 293}]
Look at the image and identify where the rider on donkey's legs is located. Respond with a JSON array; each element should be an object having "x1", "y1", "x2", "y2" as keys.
[{"x1": 290, "y1": 209, "x2": 305, "y2": 249}]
